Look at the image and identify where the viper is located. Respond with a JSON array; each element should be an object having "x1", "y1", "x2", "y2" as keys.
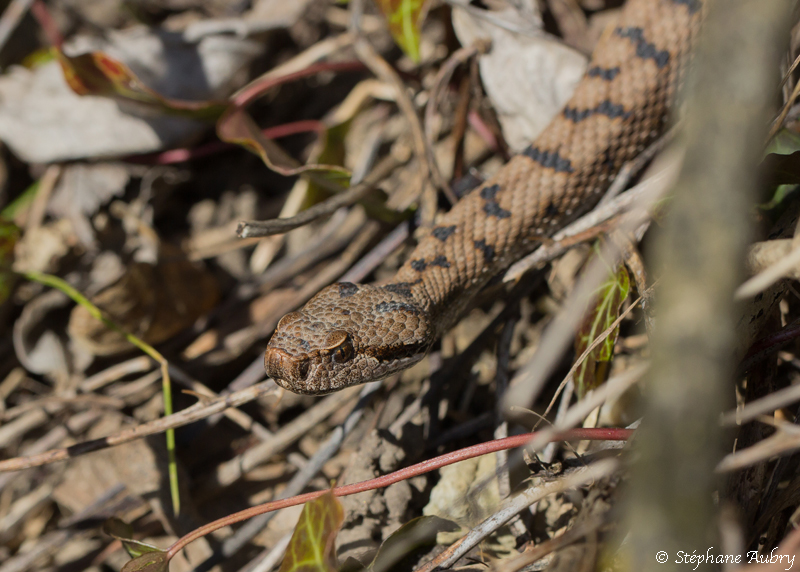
[{"x1": 265, "y1": 0, "x2": 704, "y2": 395}]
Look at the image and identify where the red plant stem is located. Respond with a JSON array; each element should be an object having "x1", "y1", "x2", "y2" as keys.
[
  {"x1": 166, "y1": 427, "x2": 632, "y2": 560},
  {"x1": 31, "y1": 0, "x2": 62, "y2": 47},
  {"x1": 126, "y1": 120, "x2": 325, "y2": 165},
  {"x1": 467, "y1": 110, "x2": 500, "y2": 152},
  {"x1": 232, "y1": 61, "x2": 367, "y2": 108},
  {"x1": 744, "y1": 320, "x2": 800, "y2": 363}
]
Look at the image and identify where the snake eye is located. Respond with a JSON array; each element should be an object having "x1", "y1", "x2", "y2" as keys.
[
  {"x1": 297, "y1": 359, "x2": 310, "y2": 380},
  {"x1": 333, "y1": 339, "x2": 354, "y2": 363},
  {"x1": 324, "y1": 330, "x2": 354, "y2": 363}
]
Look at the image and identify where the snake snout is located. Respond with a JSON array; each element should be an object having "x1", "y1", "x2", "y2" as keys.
[{"x1": 264, "y1": 347, "x2": 310, "y2": 384}]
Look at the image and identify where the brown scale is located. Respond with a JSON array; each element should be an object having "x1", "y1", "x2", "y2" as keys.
[{"x1": 265, "y1": 0, "x2": 704, "y2": 395}]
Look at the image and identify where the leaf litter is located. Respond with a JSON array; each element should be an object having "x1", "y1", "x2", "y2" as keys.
[{"x1": 0, "y1": 1, "x2": 799, "y2": 572}]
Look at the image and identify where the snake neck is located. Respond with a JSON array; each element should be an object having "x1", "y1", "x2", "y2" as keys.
[{"x1": 384, "y1": 0, "x2": 702, "y2": 335}]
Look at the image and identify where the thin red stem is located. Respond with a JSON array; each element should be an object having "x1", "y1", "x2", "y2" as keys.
[
  {"x1": 231, "y1": 61, "x2": 367, "y2": 108},
  {"x1": 31, "y1": 0, "x2": 62, "y2": 47},
  {"x1": 166, "y1": 427, "x2": 632, "y2": 560},
  {"x1": 126, "y1": 120, "x2": 325, "y2": 165}
]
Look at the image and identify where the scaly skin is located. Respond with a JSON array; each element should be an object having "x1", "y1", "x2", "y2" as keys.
[{"x1": 265, "y1": 0, "x2": 704, "y2": 394}]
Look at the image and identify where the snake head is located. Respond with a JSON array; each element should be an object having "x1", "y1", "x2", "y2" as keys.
[{"x1": 265, "y1": 282, "x2": 433, "y2": 394}]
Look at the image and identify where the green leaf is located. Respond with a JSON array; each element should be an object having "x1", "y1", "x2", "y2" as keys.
[
  {"x1": 121, "y1": 551, "x2": 169, "y2": 572},
  {"x1": 278, "y1": 491, "x2": 345, "y2": 572},
  {"x1": 574, "y1": 255, "x2": 630, "y2": 398},
  {"x1": 304, "y1": 119, "x2": 353, "y2": 207},
  {"x1": 56, "y1": 48, "x2": 225, "y2": 120},
  {"x1": 369, "y1": 516, "x2": 460, "y2": 572},
  {"x1": 766, "y1": 128, "x2": 800, "y2": 156},
  {"x1": 103, "y1": 518, "x2": 164, "y2": 559},
  {"x1": 216, "y1": 105, "x2": 351, "y2": 181},
  {"x1": 374, "y1": 0, "x2": 426, "y2": 63},
  {"x1": 0, "y1": 219, "x2": 20, "y2": 305},
  {"x1": 760, "y1": 129, "x2": 800, "y2": 191}
]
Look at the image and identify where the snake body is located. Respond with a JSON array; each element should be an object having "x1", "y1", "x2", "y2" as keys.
[{"x1": 265, "y1": 0, "x2": 703, "y2": 394}]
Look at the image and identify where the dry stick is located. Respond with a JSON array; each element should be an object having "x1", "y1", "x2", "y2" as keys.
[
  {"x1": 0, "y1": 0, "x2": 35, "y2": 54},
  {"x1": 166, "y1": 428, "x2": 632, "y2": 561},
  {"x1": 493, "y1": 520, "x2": 602, "y2": 572},
  {"x1": 349, "y1": 0, "x2": 457, "y2": 205},
  {"x1": 340, "y1": 220, "x2": 411, "y2": 284},
  {"x1": 0, "y1": 410, "x2": 102, "y2": 493},
  {"x1": 167, "y1": 365, "x2": 272, "y2": 440},
  {"x1": 0, "y1": 380, "x2": 279, "y2": 472},
  {"x1": 624, "y1": 2, "x2": 793, "y2": 570},
  {"x1": 256, "y1": 208, "x2": 360, "y2": 291},
  {"x1": 237, "y1": 149, "x2": 408, "y2": 237},
  {"x1": 494, "y1": 317, "x2": 528, "y2": 539},
  {"x1": 527, "y1": 364, "x2": 647, "y2": 453},
  {"x1": 242, "y1": 533, "x2": 293, "y2": 572},
  {"x1": 769, "y1": 64, "x2": 800, "y2": 142},
  {"x1": 79, "y1": 355, "x2": 153, "y2": 392},
  {"x1": 736, "y1": 239, "x2": 800, "y2": 299},
  {"x1": 721, "y1": 378, "x2": 800, "y2": 427},
  {"x1": 716, "y1": 417, "x2": 800, "y2": 473},
  {"x1": 0, "y1": 485, "x2": 124, "y2": 572},
  {"x1": 203, "y1": 386, "x2": 361, "y2": 493},
  {"x1": 223, "y1": 381, "x2": 384, "y2": 572},
  {"x1": 2, "y1": 394, "x2": 124, "y2": 420},
  {"x1": 486, "y1": 367, "x2": 644, "y2": 526},
  {"x1": 417, "y1": 459, "x2": 619, "y2": 572},
  {"x1": 423, "y1": 42, "x2": 490, "y2": 202},
  {"x1": 781, "y1": 52, "x2": 800, "y2": 89}
]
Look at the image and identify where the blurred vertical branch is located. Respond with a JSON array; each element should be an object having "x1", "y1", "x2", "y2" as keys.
[{"x1": 623, "y1": 1, "x2": 793, "y2": 570}]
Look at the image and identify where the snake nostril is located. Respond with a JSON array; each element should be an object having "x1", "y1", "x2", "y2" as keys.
[
  {"x1": 297, "y1": 359, "x2": 310, "y2": 380},
  {"x1": 265, "y1": 348, "x2": 311, "y2": 383}
]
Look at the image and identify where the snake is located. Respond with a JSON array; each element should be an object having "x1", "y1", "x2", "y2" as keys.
[{"x1": 264, "y1": 0, "x2": 704, "y2": 395}]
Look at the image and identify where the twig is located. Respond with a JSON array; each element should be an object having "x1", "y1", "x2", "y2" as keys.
[
  {"x1": 493, "y1": 317, "x2": 528, "y2": 538},
  {"x1": 349, "y1": 1, "x2": 455, "y2": 205},
  {"x1": 721, "y1": 374, "x2": 800, "y2": 427},
  {"x1": 417, "y1": 459, "x2": 619, "y2": 571},
  {"x1": 204, "y1": 386, "x2": 362, "y2": 490},
  {"x1": 625, "y1": 1, "x2": 792, "y2": 567},
  {"x1": 340, "y1": 220, "x2": 411, "y2": 283},
  {"x1": 492, "y1": 520, "x2": 601, "y2": 572},
  {"x1": 0, "y1": 380, "x2": 278, "y2": 472},
  {"x1": 0, "y1": 0, "x2": 35, "y2": 54},
  {"x1": 0, "y1": 410, "x2": 102, "y2": 493},
  {"x1": 79, "y1": 356, "x2": 152, "y2": 392},
  {"x1": 769, "y1": 66, "x2": 800, "y2": 142},
  {"x1": 237, "y1": 149, "x2": 408, "y2": 237},
  {"x1": 424, "y1": 42, "x2": 490, "y2": 202}
]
